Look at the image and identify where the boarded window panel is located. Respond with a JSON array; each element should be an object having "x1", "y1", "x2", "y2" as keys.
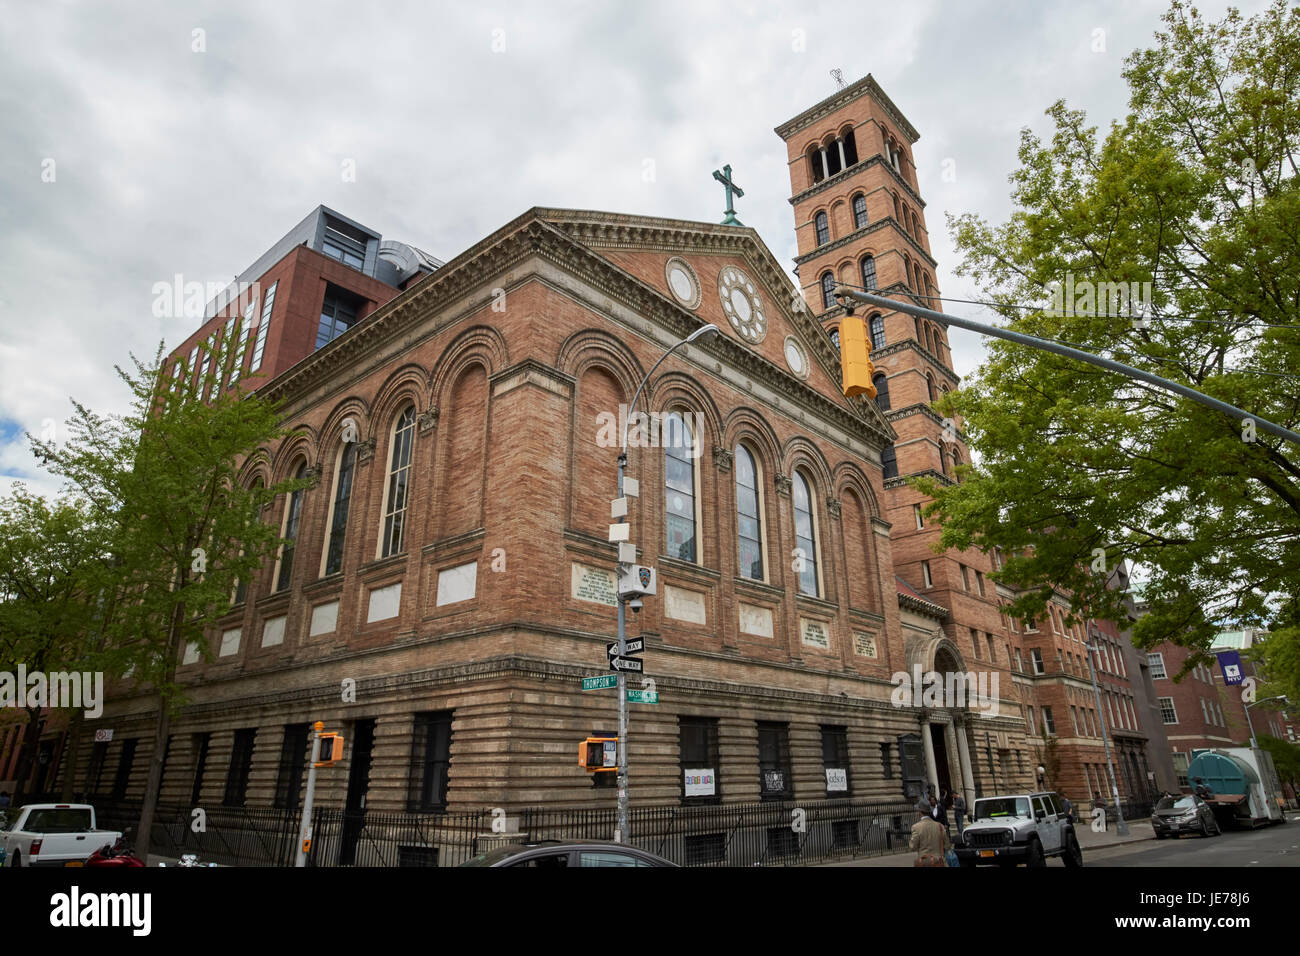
[
  {"x1": 839, "y1": 489, "x2": 874, "y2": 613},
  {"x1": 439, "y1": 365, "x2": 489, "y2": 539}
]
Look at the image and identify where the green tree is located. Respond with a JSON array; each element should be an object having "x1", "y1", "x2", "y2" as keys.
[
  {"x1": 1255, "y1": 734, "x2": 1300, "y2": 802},
  {"x1": 919, "y1": 1, "x2": 1300, "y2": 667},
  {"x1": 0, "y1": 486, "x2": 111, "y2": 804},
  {"x1": 30, "y1": 329, "x2": 303, "y2": 857}
]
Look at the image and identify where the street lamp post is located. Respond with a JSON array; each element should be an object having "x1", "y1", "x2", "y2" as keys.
[
  {"x1": 612, "y1": 323, "x2": 719, "y2": 844},
  {"x1": 1086, "y1": 628, "x2": 1129, "y2": 836}
]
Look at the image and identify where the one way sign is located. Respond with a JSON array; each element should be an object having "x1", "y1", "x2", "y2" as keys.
[
  {"x1": 609, "y1": 656, "x2": 644, "y2": 673},
  {"x1": 607, "y1": 639, "x2": 645, "y2": 658}
]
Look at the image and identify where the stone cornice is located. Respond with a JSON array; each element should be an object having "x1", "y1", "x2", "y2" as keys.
[
  {"x1": 265, "y1": 208, "x2": 897, "y2": 453},
  {"x1": 887, "y1": 403, "x2": 967, "y2": 443},
  {"x1": 793, "y1": 213, "x2": 937, "y2": 273},
  {"x1": 774, "y1": 72, "x2": 920, "y2": 144},
  {"x1": 788, "y1": 154, "x2": 929, "y2": 221},
  {"x1": 535, "y1": 210, "x2": 896, "y2": 448},
  {"x1": 898, "y1": 591, "x2": 949, "y2": 620},
  {"x1": 871, "y1": 339, "x2": 959, "y2": 385}
]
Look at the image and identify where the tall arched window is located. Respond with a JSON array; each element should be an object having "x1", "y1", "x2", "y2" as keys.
[
  {"x1": 820, "y1": 272, "x2": 836, "y2": 310},
  {"x1": 927, "y1": 374, "x2": 937, "y2": 403},
  {"x1": 842, "y1": 129, "x2": 858, "y2": 166},
  {"x1": 735, "y1": 444, "x2": 764, "y2": 581},
  {"x1": 869, "y1": 313, "x2": 885, "y2": 350},
  {"x1": 893, "y1": 193, "x2": 902, "y2": 222},
  {"x1": 904, "y1": 256, "x2": 914, "y2": 290},
  {"x1": 380, "y1": 406, "x2": 416, "y2": 557},
  {"x1": 276, "y1": 462, "x2": 307, "y2": 592},
  {"x1": 882, "y1": 445, "x2": 898, "y2": 480},
  {"x1": 860, "y1": 255, "x2": 877, "y2": 291},
  {"x1": 830, "y1": 327, "x2": 840, "y2": 351},
  {"x1": 852, "y1": 194, "x2": 868, "y2": 229},
  {"x1": 793, "y1": 471, "x2": 819, "y2": 597},
  {"x1": 873, "y1": 373, "x2": 890, "y2": 410},
  {"x1": 814, "y1": 211, "x2": 830, "y2": 246},
  {"x1": 664, "y1": 410, "x2": 698, "y2": 562},
  {"x1": 232, "y1": 477, "x2": 262, "y2": 605},
  {"x1": 322, "y1": 441, "x2": 357, "y2": 576},
  {"x1": 808, "y1": 146, "x2": 824, "y2": 184}
]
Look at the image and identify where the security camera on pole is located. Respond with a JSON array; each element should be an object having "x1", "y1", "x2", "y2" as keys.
[{"x1": 605, "y1": 322, "x2": 719, "y2": 844}]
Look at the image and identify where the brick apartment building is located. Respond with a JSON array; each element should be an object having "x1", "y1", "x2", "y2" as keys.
[
  {"x1": 1141, "y1": 626, "x2": 1296, "y2": 792},
  {"x1": 33, "y1": 74, "x2": 1183, "y2": 833}
]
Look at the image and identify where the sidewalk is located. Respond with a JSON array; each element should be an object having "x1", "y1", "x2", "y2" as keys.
[{"x1": 820, "y1": 818, "x2": 1153, "y2": 867}]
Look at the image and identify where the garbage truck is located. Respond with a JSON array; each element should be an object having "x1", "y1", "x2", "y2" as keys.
[{"x1": 1186, "y1": 747, "x2": 1286, "y2": 828}]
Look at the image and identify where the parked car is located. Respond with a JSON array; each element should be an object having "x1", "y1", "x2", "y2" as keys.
[
  {"x1": 1, "y1": 804, "x2": 122, "y2": 868},
  {"x1": 953, "y1": 791, "x2": 1082, "y2": 868},
  {"x1": 1151, "y1": 793, "x2": 1221, "y2": 839},
  {"x1": 461, "y1": 839, "x2": 677, "y2": 867}
]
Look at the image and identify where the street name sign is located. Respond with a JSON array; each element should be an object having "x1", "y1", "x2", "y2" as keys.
[
  {"x1": 626, "y1": 690, "x2": 659, "y2": 704},
  {"x1": 582, "y1": 675, "x2": 618, "y2": 690}
]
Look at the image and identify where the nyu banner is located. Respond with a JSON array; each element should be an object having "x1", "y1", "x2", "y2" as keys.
[{"x1": 1215, "y1": 650, "x2": 1244, "y2": 686}]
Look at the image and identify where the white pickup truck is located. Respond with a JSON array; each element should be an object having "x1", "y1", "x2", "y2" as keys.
[{"x1": 1, "y1": 803, "x2": 122, "y2": 867}]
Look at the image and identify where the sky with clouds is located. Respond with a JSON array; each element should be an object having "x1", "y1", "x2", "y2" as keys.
[{"x1": 0, "y1": 0, "x2": 1269, "y2": 499}]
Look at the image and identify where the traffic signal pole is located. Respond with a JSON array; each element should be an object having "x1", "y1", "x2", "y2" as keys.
[
  {"x1": 294, "y1": 722, "x2": 323, "y2": 867},
  {"x1": 833, "y1": 287, "x2": 1300, "y2": 448}
]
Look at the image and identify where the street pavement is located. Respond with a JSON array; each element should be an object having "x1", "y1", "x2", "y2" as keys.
[{"x1": 820, "y1": 811, "x2": 1299, "y2": 867}]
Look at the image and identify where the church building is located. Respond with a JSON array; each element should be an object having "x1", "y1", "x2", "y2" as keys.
[{"x1": 66, "y1": 75, "x2": 1077, "y2": 859}]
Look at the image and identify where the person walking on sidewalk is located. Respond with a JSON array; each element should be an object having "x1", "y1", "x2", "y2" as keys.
[
  {"x1": 953, "y1": 790, "x2": 967, "y2": 837},
  {"x1": 910, "y1": 801, "x2": 950, "y2": 867}
]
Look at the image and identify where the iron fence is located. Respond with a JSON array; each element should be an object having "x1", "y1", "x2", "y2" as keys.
[{"x1": 63, "y1": 796, "x2": 919, "y2": 867}]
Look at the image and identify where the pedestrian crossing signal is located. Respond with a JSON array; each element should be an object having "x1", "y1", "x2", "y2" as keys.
[
  {"x1": 314, "y1": 732, "x2": 344, "y2": 767},
  {"x1": 838, "y1": 312, "x2": 877, "y2": 400},
  {"x1": 578, "y1": 737, "x2": 618, "y2": 772}
]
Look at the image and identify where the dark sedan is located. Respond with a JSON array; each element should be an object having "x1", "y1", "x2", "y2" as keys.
[
  {"x1": 1151, "y1": 794, "x2": 1220, "y2": 838},
  {"x1": 461, "y1": 839, "x2": 677, "y2": 867}
]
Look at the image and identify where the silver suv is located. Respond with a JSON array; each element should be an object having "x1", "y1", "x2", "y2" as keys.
[{"x1": 954, "y1": 791, "x2": 1083, "y2": 868}]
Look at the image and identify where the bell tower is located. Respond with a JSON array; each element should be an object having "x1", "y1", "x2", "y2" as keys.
[{"x1": 775, "y1": 75, "x2": 1002, "y2": 669}]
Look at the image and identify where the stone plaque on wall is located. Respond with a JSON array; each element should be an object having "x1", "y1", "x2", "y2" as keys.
[
  {"x1": 738, "y1": 602, "x2": 773, "y2": 638},
  {"x1": 800, "y1": 617, "x2": 831, "y2": 650},
  {"x1": 664, "y1": 584, "x2": 706, "y2": 625},
  {"x1": 853, "y1": 631, "x2": 878, "y2": 658},
  {"x1": 571, "y1": 562, "x2": 617, "y2": 607},
  {"x1": 436, "y1": 561, "x2": 478, "y2": 607}
]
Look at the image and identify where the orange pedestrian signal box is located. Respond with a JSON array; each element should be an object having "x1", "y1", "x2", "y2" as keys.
[
  {"x1": 314, "y1": 732, "x2": 344, "y2": 767},
  {"x1": 578, "y1": 737, "x2": 618, "y2": 773}
]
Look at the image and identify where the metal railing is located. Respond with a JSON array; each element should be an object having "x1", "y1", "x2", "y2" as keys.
[{"x1": 77, "y1": 797, "x2": 920, "y2": 867}]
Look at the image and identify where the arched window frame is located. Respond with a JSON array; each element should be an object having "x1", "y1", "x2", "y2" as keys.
[
  {"x1": 734, "y1": 443, "x2": 766, "y2": 582},
  {"x1": 814, "y1": 211, "x2": 830, "y2": 246},
  {"x1": 882, "y1": 445, "x2": 898, "y2": 480},
  {"x1": 852, "y1": 193, "x2": 868, "y2": 230},
  {"x1": 860, "y1": 255, "x2": 877, "y2": 292},
  {"x1": 320, "y1": 439, "x2": 358, "y2": 577},
  {"x1": 274, "y1": 461, "x2": 308, "y2": 592},
  {"x1": 232, "y1": 477, "x2": 262, "y2": 605},
  {"x1": 378, "y1": 404, "x2": 417, "y2": 558},
  {"x1": 820, "y1": 271, "x2": 836, "y2": 310},
  {"x1": 663, "y1": 408, "x2": 702, "y2": 564},
  {"x1": 873, "y1": 372, "x2": 890, "y2": 411},
  {"x1": 869, "y1": 313, "x2": 885, "y2": 350},
  {"x1": 792, "y1": 469, "x2": 822, "y2": 598}
]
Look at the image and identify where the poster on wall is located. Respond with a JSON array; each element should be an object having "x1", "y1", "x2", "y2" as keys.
[
  {"x1": 826, "y1": 767, "x2": 848, "y2": 792},
  {"x1": 684, "y1": 768, "x2": 716, "y2": 797}
]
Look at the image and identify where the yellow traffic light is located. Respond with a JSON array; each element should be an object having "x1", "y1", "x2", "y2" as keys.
[
  {"x1": 838, "y1": 313, "x2": 877, "y2": 400},
  {"x1": 578, "y1": 736, "x2": 618, "y2": 773}
]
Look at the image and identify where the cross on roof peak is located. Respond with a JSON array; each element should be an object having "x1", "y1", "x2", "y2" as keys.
[{"x1": 712, "y1": 165, "x2": 744, "y2": 226}]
